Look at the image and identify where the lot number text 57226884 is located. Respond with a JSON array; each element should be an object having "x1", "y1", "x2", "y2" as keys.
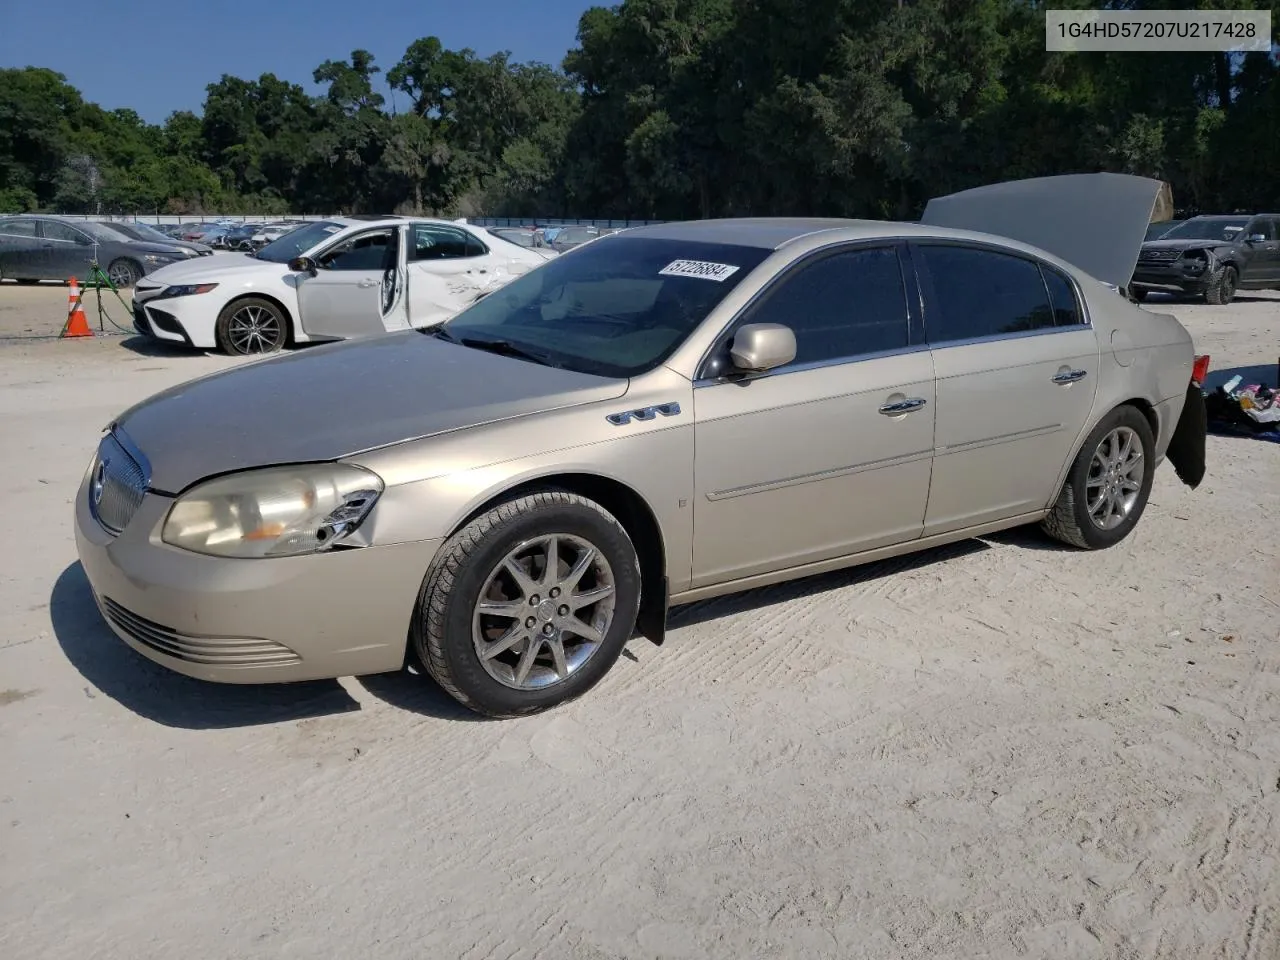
[{"x1": 1045, "y1": 10, "x2": 1272, "y2": 52}]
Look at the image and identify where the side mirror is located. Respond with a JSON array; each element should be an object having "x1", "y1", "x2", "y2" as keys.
[
  {"x1": 1247, "y1": 233, "x2": 1267, "y2": 244},
  {"x1": 730, "y1": 323, "x2": 797, "y2": 373},
  {"x1": 288, "y1": 255, "x2": 317, "y2": 275}
]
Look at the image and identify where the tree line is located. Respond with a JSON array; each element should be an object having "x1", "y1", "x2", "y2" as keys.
[{"x1": 1, "y1": 0, "x2": 1277, "y2": 222}]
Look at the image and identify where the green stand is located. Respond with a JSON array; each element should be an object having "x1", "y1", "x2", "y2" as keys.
[{"x1": 83, "y1": 260, "x2": 134, "y2": 333}]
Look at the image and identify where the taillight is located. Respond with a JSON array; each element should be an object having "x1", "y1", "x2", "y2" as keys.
[{"x1": 1192, "y1": 355, "x2": 1210, "y2": 385}]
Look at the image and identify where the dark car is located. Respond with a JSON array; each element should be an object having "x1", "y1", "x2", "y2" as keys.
[
  {"x1": 1131, "y1": 214, "x2": 1280, "y2": 304},
  {"x1": 549, "y1": 225, "x2": 603, "y2": 252},
  {"x1": 0, "y1": 215, "x2": 195, "y2": 287},
  {"x1": 222, "y1": 223, "x2": 259, "y2": 251},
  {"x1": 1144, "y1": 220, "x2": 1183, "y2": 241},
  {"x1": 108, "y1": 221, "x2": 214, "y2": 257}
]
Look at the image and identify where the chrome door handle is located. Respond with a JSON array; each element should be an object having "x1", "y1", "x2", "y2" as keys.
[
  {"x1": 1052, "y1": 369, "x2": 1088, "y2": 384},
  {"x1": 357, "y1": 279, "x2": 378, "y2": 288},
  {"x1": 879, "y1": 397, "x2": 928, "y2": 415}
]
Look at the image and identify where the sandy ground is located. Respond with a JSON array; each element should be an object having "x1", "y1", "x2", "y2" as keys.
[{"x1": 1, "y1": 281, "x2": 1278, "y2": 960}]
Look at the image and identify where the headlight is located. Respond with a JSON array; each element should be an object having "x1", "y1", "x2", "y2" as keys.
[
  {"x1": 162, "y1": 463, "x2": 383, "y2": 559},
  {"x1": 143, "y1": 254, "x2": 177, "y2": 265},
  {"x1": 157, "y1": 283, "x2": 219, "y2": 299}
]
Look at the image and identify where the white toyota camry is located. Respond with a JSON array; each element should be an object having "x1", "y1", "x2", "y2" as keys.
[{"x1": 129, "y1": 216, "x2": 553, "y2": 355}]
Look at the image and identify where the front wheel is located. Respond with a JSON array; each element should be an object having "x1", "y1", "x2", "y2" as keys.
[
  {"x1": 413, "y1": 490, "x2": 642, "y2": 718},
  {"x1": 215, "y1": 297, "x2": 288, "y2": 355},
  {"x1": 107, "y1": 258, "x2": 142, "y2": 289},
  {"x1": 1041, "y1": 406, "x2": 1155, "y2": 550},
  {"x1": 1204, "y1": 264, "x2": 1237, "y2": 305}
]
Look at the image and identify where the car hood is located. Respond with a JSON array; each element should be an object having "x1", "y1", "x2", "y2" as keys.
[
  {"x1": 112, "y1": 331, "x2": 629, "y2": 493},
  {"x1": 144, "y1": 252, "x2": 286, "y2": 285},
  {"x1": 920, "y1": 173, "x2": 1170, "y2": 289},
  {"x1": 1140, "y1": 238, "x2": 1230, "y2": 253},
  {"x1": 130, "y1": 241, "x2": 204, "y2": 258}
]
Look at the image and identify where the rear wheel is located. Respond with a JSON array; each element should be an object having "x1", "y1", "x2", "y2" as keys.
[
  {"x1": 1042, "y1": 406, "x2": 1155, "y2": 550},
  {"x1": 1204, "y1": 264, "x2": 1237, "y2": 305},
  {"x1": 215, "y1": 297, "x2": 288, "y2": 355},
  {"x1": 413, "y1": 490, "x2": 642, "y2": 718}
]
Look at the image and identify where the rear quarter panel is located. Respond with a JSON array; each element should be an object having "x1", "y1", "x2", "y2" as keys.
[{"x1": 1081, "y1": 274, "x2": 1194, "y2": 457}]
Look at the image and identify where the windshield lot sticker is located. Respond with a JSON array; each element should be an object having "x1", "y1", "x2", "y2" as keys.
[{"x1": 659, "y1": 259, "x2": 740, "y2": 282}]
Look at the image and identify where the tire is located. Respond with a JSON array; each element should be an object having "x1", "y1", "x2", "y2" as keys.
[
  {"x1": 413, "y1": 490, "x2": 642, "y2": 718},
  {"x1": 1203, "y1": 264, "x2": 1237, "y2": 305},
  {"x1": 1041, "y1": 405, "x2": 1156, "y2": 550},
  {"x1": 107, "y1": 258, "x2": 142, "y2": 289},
  {"x1": 215, "y1": 296, "x2": 289, "y2": 356}
]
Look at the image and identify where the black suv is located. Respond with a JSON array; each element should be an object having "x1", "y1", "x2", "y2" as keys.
[{"x1": 1132, "y1": 214, "x2": 1280, "y2": 304}]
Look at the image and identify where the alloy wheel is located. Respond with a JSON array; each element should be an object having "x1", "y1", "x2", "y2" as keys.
[
  {"x1": 1086, "y1": 426, "x2": 1145, "y2": 530},
  {"x1": 227, "y1": 304, "x2": 282, "y2": 354},
  {"x1": 471, "y1": 534, "x2": 617, "y2": 690},
  {"x1": 108, "y1": 262, "x2": 138, "y2": 288}
]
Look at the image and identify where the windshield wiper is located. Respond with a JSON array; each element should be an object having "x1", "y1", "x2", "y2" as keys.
[
  {"x1": 461, "y1": 335, "x2": 557, "y2": 366},
  {"x1": 427, "y1": 325, "x2": 460, "y2": 343},
  {"x1": 427, "y1": 327, "x2": 557, "y2": 367}
]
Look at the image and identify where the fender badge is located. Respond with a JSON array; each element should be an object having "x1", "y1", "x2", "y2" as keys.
[{"x1": 606, "y1": 402, "x2": 682, "y2": 426}]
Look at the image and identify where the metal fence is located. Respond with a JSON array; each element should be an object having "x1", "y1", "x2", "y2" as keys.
[
  {"x1": 46, "y1": 214, "x2": 671, "y2": 229},
  {"x1": 470, "y1": 217, "x2": 669, "y2": 229},
  {"x1": 50, "y1": 214, "x2": 338, "y2": 226}
]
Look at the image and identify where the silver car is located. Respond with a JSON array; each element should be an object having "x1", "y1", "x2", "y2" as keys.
[{"x1": 74, "y1": 174, "x2": 1208, "y2": 718}]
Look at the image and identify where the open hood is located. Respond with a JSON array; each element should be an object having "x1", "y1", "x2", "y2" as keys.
[{"x1": 920, "y1": 173, "x2": 1170, "y2": 289}]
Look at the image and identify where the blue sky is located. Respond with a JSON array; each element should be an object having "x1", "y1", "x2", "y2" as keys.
[{"x1": 0, "y1": 0, "x2": 593, "y2": 123}]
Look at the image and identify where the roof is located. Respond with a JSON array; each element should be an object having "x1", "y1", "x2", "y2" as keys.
[
  {"x1": 621, "y1": 218, "x2": 869, "y2": 250},
  {"x1": 610, "y1": 216, "x2": 1096, "y2": 264}
]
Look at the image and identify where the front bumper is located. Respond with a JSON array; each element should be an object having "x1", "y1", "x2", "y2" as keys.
[
  {"x1": 74, "y1": 473, "x2": 441, "y2": 684},
  {"x1": 130, "y1": 286, "x2": 223, "y2": 349},
  {"x1": 1132, "y1": 261, "x2": 1210, "y2": 293}
]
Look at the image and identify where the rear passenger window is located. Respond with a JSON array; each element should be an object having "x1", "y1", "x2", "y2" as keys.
[
  {"x1": 747, "y1": 246, "x2": 910, "y2": 367},
  {"x1": 917, "y1": 245, "x2": 1055, "y2": 343},
  {"x1": 1040, "y1": 265, "x2": 1082, "y2": 327}
]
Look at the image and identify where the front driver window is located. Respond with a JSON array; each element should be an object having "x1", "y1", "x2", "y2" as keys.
[
  {"x1": 317, "y1": 229, "x2": 395, "y2": 271},
  {"x1": 738, "y1": 245, "x2": 911, "y2": 368}
]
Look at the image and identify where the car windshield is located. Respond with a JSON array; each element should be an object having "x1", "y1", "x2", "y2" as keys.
[
  {"x1": 1160, "y1": 217, "x2": 1249, "y2": 241},
  {"x1": 255, "y1": 221, "x2": 342, "y2": 262},
  {"x1": 435, "y1": 236, "x2": 771, "y2": 378},
  {"x1": 77, "y1": 220, "x2": 132, "y2": 242},
  {"x1": 126, "y1": 222, "x2": 178, "y2": 243},
  {"x1": 493, "y1": 230, "x2": 535, "y2": 248}
]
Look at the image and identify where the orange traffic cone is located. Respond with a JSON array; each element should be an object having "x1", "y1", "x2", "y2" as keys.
[{"x1": 62, "y1": 277, "x2": 93, "y2": 338}]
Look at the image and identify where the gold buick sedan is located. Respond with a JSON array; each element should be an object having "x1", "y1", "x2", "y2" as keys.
[{"x1": 75, "y1": 174, "x2": 1208, "y2": 718}]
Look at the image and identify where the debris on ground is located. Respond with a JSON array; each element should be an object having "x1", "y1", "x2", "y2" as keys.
[{"x1": 1204, "y1": 372, "x2": 1280, "y2": 440}]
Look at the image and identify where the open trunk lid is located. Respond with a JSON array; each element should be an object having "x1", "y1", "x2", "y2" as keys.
[{"x1": 920, "y1": 173, "x2": 1171, "y2": 289}]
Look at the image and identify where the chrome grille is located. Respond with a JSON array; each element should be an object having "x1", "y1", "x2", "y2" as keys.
[
  {"x1": 89, "y1": 432, "x2": 148, "y2": 535},
  {"x1": 1140, "y1": 250, "x2": 1180, "y2": 262},
  {"x1": 100, "y1": 597, "x2": 302, "y2": 667}
]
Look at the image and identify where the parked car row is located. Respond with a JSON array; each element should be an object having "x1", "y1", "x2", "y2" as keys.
[
  {"x1": 129, "y1": 215, "x2": 550, "y2": 353},
  {"x1": 0, "y1": 214, "x2": 215, "y2": 287},
  {"x1": 1133, "y1": 213, "x2": 1280, "y2": 303},
  {"x1": 152, "y1": 219, "x2": 312, "y2": 252}
]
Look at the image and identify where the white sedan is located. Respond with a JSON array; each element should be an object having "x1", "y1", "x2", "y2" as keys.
[{"x1": 129, "y1": 216, "x2": 550, "y2": 355}]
